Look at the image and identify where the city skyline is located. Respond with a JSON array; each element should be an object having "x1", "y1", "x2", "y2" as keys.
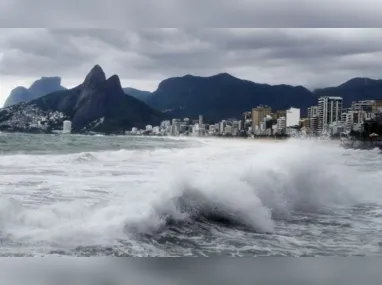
[
  {"x1": 126, "y1": 96, "x2": 382, "y2": 138},
  {"x1": 2, "y1": 28, "x2": 382, "y2": 106}
]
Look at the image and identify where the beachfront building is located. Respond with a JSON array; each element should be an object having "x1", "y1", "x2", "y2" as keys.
[
  {"x1": 286, "y1": 107, "x2": 300, "y2": 127},
  {"x1": 251, "y1": 105, "x2": 272, "y2": 131},
  {"x1": 351, "y1": 100, "x2": 375, "y2": 113},
  {"x1": 329, "y1": 121, "x2": 345, "y2": 136},
  {"x1": 276, "y1": 116, "x2": 286, "y2": 134},
  {"x1": 307, "y1": 105, "x2": 319, "y2": 134},
  {"x1": 62, "y1": 120, "x2": 72, "y2": 133},
  {"x1": 318, "y1": 96, "x2": 343, "y2": 134}
]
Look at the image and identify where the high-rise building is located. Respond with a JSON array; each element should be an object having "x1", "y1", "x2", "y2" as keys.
[
  {"x1": 276, "y1": 116, "x2": 286, "y2": 133},
  {"x1": 307, "y1": 105, "x2": 319, "y2": 133},
  {"x1": 351, "y1": 100, "x2": 375, "y2": 113},
  {"x1": 286, "y1": 107, "x2": 300, "y2": 127},
  {"x1": 307, "y1": 105, "x2": 319, "y2": 118},
  {"x1": 219, "y1": 120, "x2": 226, "y2": 134},
  {"x1": 318, "y1": 96, "x2": 343, "y2": 134},
  {"x1": 251, "y1": 105, "x2": 271, "y2": 131}
]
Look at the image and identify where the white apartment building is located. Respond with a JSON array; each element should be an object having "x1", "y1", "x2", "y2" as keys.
[
  {"x1": 224, "y1": 125, "x2": 232, "y2": 135},
  {"x1": 209, "y1": 125, "x2": 216, "y2": 135},
  {"x1": 307, "y1": 105, "x2": 319, "y2": 118},
  {"x1": 286, "y1": 107, "x2": 301, "y2": 127},
  {"x1": 219, "y1": 120, "x2": 226, "y2": 133},
  {"x1": 318, "y1": 96, "x2": 343, "y2": 134},
  {"x1": 276, "y1": 116, "x2": 286, "y2": 133},
  {"x1": 62, "y1": 120, "x2": 72, "y2": 133},
  {"x1": 342, "y1": 110, "x2": 375, "y2": 132},
  {"x1": 232, "y1": 120, "x2": 242, "y2": 131}
]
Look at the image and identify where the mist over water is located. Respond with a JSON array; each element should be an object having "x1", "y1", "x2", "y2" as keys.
[{"x1": 0, "y1": 133, "x2": 381, "y2": 256}]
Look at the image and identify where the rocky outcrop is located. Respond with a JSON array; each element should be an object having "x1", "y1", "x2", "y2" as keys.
[
  {"x1": 3, "y1": 87, "x2": 30, "y2": 107},
  {"x1": 3, "y1": 77, "x2": 66, "y2": 107},
  {"x1": 341, "y1": 139, "x2": 382, "y2": 150}
]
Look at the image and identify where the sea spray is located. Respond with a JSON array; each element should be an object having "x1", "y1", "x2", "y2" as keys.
[{"x1": 0, "y1": 134, "x2": 381, "y2": 256}]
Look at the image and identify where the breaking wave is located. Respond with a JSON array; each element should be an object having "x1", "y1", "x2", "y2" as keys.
[
  {"x1": 0, "y1": 137, "x2": 381, "y2": 256},
  {"x1": 125, "y1": 139, "x2": 382, "y2": 237}
]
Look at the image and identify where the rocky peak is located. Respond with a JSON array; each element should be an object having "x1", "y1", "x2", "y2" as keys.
[
  {"x1": 102, "y1": 75, "x2": 126, "y2": 100},
  {"x1": 339, "y1": 77, "x2": 377, "y2": 88},
  {"x1": 83, "y1": 65, "x2": 107, "y2": 88},
  {"x1": 106, "y1": 75, "x2": 122, "y2": 89},
  {"x1": 36, "y1": 76, "x2": 61, "y2": 85},
  {"x1": 28, "y1": 76, "x2": 64, "y2": 96}
]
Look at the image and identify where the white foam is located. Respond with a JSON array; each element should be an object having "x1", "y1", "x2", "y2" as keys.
[{"x1": 0, "y1": 137, "x2": 381, "y2": 254}]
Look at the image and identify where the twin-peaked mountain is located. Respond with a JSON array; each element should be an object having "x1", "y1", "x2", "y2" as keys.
[
  {"x1": 8, "y1": 65, "x2": 164, "y2": 133},
  {"x1": 3, "y1": 66, "x2": 382, "y2": 133}
]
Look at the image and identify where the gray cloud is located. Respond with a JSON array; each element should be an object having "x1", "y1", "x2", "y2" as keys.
[
  {"x1": 1, "y1": 28, "x2": 382, "y2": 94},
  {"x1": 1, "y1": 0, "x2": 382, "y2": 27}
]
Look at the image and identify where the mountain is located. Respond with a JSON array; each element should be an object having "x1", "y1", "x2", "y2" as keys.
[
  {"x1": 314, "y1": 77, "x2": 382, "y2": 107},
  {"x1": 123, "y1": 87, "x2": 152, "y2": 102},
  {"x1": 0, "y1": 65, "x2": 165, "y2": 134},
  {"x1": 146, "y1": 73, "x2": 316, "y2": 120},
  {"x1": 3, "y1": 77, "x2": 66, "y2": 107},
  {"x1": 4, "y1": 71, "x2": 382, "y2": 128}
]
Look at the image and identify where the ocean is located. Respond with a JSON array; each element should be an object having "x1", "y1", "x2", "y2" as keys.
[{"x1": 0, "y1": 133, "x2": 382, "y2": 257}]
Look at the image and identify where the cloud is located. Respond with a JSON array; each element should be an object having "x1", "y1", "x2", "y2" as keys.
[
  {"x1": 1, "y1": 28, "x2": 382, "y2": 104},
  {"x1": 1, "y1": 0, "x2": 382, "y2": 27}
]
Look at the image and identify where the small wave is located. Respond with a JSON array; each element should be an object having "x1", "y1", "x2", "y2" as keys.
[{"x1": 74, "y1": 152, "x2": 98, "y2": 162}]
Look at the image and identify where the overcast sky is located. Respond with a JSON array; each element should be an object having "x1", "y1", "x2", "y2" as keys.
[{"x1": 1, "y1": 28, "x2": 382, "y2": 106}]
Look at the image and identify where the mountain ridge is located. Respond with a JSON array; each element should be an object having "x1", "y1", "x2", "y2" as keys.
[
  {"x1": 147, "y1": 72, "x2": 315, "y2": 120},
  {"x1": 3, "y1": 71, "x2": 382, "y2": 122},
  {"x1": 313, "y1": 77, "x2": 382, "y2": 107},
  {"x1": 123, "y1": 87, "x2": 152, "y2": 102},
  {"x1": 0, "y1": 65, "x2": 165, "y2": 134}
]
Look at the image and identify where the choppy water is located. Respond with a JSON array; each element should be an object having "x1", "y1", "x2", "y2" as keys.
[{"x1": 0, "y1": 133, "x2": 382, "y2": 257}]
